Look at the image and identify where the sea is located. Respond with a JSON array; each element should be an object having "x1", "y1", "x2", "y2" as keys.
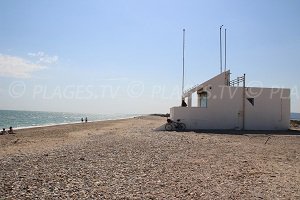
[
  {"x1": 291, "y1": 112, "x2": 300, "y2": 120},
  {"x1": 0, "y1": 110, "x2": 140, "y2": 130}
]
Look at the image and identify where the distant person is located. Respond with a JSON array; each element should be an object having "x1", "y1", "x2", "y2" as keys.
[
  {"x1": 1, "y1": 128, "x2": 7, "y2": 135},
  {"x1": 85, "y1": 117, "x2": 88, "y2": 123},
  {"x1": 81, "y1": 118, "x2": 84, "y2": 123},
  {"x1": 8, "y1": 126, "x2": 15, "y2": 134}
]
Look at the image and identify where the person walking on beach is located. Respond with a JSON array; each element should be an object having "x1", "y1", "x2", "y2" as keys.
[
  {"x1": 85, "y1": 117, "x2": 88, "y2": 123},
  {"x1": 81, "y1": 118, "x2": 84, "y2": 123}
]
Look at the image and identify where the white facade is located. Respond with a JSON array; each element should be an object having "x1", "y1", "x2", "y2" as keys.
[{"x1": 170, "y1": 71, "x2": 290, "y2": 130}]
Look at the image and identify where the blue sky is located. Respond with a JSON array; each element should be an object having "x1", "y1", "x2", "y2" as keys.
[{"x1": 0, "y1": 0, "x2": 299, "y2": 114}]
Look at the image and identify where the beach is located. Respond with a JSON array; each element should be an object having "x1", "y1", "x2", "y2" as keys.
[{"x1": 0, "y1": 116, "x2": 299, "y2": 199}]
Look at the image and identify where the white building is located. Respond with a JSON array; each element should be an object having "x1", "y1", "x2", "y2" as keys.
[{"x1": 170, "y1": 71, "x2": 290, "y2": 130}]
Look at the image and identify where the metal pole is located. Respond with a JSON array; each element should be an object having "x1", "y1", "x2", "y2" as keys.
[
  {"x1": 225, "y1": 28, "x2": 227, "y2": 72},
  {"x1": 242, "y1": 74, "x2": 246, "y2": 130},
  {"x1": 220, "y1": 25, "x2": 223, "y2": 74},
  {"x1": 182, "y1": 28, "x2": 185, "y2": 96}
]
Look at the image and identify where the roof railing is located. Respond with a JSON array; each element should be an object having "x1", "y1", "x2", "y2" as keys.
[
  {"x1": 182, "y1": 83, "x2": 203, "y2": 97},
  {"x1": 229, "y1": 76, "x2": 245, "y2": 87}
]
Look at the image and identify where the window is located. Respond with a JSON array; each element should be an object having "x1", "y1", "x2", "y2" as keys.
[
  {"x1": 247, "y1": 98, "x2": 254, "y2": 106},
  {"x1": 199, "y1": 92, "x2": 208, "y2": 108}
]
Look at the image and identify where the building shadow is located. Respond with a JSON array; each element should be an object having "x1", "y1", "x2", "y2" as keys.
[{"x1": 189, "y1": 129, "x2": 300, "y2": 136}]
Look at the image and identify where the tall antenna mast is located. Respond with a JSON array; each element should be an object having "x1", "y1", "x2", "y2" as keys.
[
  {"x1": 225, "y1": 28, "x2": 227, "y2": 72},
  {"x1": 219, "y1": 25, "x2": 223, "y2": 74},
  {"x1": 182, "y1": 28, "x2": 185, "y2": 96}
]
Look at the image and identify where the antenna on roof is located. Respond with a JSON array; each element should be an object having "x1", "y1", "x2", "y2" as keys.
[
  {"x1": 182, "y1": 28, "x2": 185, "y2": 96},
  {"x1": 181, "y1": 28, "x2": 188, "y2": 107},
  {"x1": 225, "y1": 28, "x2": 227, "y2": 72},
  {"x1": 219, "y1": 25, "x2": 223, "y2": 74}
]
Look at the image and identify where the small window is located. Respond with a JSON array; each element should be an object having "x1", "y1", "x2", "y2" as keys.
[
  {"x1": 247, "y1": 98, "x2": 254, "y2": 106},
  {"x1": 199, "y1": 92, "x2": 208, "y2": 108}
]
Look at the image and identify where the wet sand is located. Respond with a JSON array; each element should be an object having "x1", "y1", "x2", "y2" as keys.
[{"x1": 0, "y1": 116, "x2": 299, "y2": 199}]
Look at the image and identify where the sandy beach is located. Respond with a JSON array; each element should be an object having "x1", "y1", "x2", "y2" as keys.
[{"x1": 0, "y1": 116, "x2": 299, "y2": 199}]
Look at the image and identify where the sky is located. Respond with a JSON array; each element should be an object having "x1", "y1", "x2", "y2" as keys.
[{"x1": 0, "y1": 0, "x2": 299, "y2": 114}]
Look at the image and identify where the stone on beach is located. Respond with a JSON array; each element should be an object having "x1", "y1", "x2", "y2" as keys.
[{"x1": 0, "y1": 116, "x2": 299, "y2": 199}]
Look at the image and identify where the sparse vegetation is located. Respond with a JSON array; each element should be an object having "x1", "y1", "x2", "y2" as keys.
[{"x1": 149, "y1": 113, "x2": 170, "y2": 117}]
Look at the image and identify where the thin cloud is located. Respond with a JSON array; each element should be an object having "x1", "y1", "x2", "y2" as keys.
[
  {"x1": 28, "y1": 51, "x2": 58, "y2": 64},
  {"x1": 0, "y1": 54, "x2": 46, "y2": 78}
]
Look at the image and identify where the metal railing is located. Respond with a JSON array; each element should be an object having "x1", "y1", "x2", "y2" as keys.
[
  {"x1": 229, "y1": 76, "x2": 245, "y2": 86},
  {"x1": 182, "y1": 83, "x2": 203, "y2": 97}
]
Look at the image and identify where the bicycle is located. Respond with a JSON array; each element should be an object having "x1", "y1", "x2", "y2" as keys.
[{"x1": 165, "y1": 119, "x2": 186, "y2": 131}]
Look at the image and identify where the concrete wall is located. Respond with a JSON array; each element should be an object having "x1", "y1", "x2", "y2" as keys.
[
  {"x1": 171, "y1": 86, "x2": 290, "y2": 130},
  {"x1": 244, "y1": 87, "x2": 290, "y2": 130},
  {"x1": 183, "y1": 71, "x2": 229, "y2": 99}
]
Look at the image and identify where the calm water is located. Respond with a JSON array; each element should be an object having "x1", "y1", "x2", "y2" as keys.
[
  {"x1": 291, "y1": 112, "x2": 300, "y2": 120},
  {"x1": 0, "y1": 110, "x2": 140, "y2": 129}
]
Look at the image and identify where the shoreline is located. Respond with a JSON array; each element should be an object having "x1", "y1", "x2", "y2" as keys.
[
  {"x1": 0, "y1": 109, "x2": 144, "y2": 130},
  {"x1": 0, "y1": 115, "x2": 165, "y2": 158},
  {"x1": 9, "y1": 114, "x2": 144, "y2": 131}
]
